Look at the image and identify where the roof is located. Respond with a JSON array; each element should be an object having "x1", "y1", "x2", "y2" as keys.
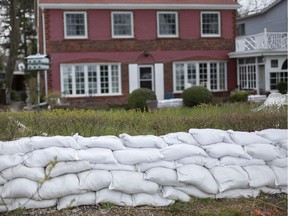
[
  {"x1": 238, "y1": 0, "x2": 284, "y2": 20},
  {"x1": 39, "y1": 0, "x2": 240, "y2": 10}
]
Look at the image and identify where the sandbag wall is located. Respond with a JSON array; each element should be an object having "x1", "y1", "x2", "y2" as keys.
[{"x1": 0, "y1": 128, "x2": 287, "y2": 212}]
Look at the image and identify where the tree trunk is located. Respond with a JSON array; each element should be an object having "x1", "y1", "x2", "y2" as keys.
[{"x1": 5, "y1": 0, "x2": 20, "y2": 104}]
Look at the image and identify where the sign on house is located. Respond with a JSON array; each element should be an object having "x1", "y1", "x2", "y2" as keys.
[{"x1": 26, "y1": 54, "x2": 50, "y2": 71}]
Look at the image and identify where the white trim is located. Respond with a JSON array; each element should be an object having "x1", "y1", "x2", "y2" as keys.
[
  {"x1": 111, "y1": 11, "x2": 134, "y2": 38},
  {"x1": 173, "y1": 61, "x2": 228, "y2": 93},
  {"x1": 138, "y1": 65, "x2": 154, "y2": 91},
  {"x1": 64, "y1": 11, "x2": 88, "y2": 39},
  {"x1": 60, "y1": 63, "x2": 122, "y2": 97},
  {"x1": 154, "y1": 63, "x2": 164, "y2": 100},
  {"x1": 201, "y1": 11, "x2": 221, "y2": 38},
  {"x1": 157, "y1": 11, "x2": 179, "y2": 38},
  {"x1": 40, "y1": 4, "x2": 240, "y2": 10},
  {"x1": 128, "y1": 64, "x2": 138, "y2": 93}
]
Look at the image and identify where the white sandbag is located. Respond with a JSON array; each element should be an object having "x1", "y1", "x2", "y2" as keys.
[
  {"x1": 133, "y1": 193, "x2": 174, "y2": 206},
  {"x1": 24, "y1": 147, "x2": 78, "y2": 167},
  {"x1": 243, "y1": 165, "x2": 276, "y2": 188},
  {"x1": 177, "y1": 164, "x2": 218, "y2": 194},
  {"x1": 91, "y1": 163, "x2": 136, "y2": 172},
  {"x1": 0, "y1": 138, "x2": 32, "y2": 155},
  {"x1": 160, "y1": 144, "x2": 208, "y2": 161},
  {"x1": 177, "y1": 156, "x2": 220, "y2": 169},
  {"x1": 77, "y1": 148, "x2": 117, "y2": 164},
  {"x1": 203, "y1": 143, "x2": 251, "y2": 159},
  {"x1": 267, "y1": 157, "x2": 288, "y2": 167},
  {"x1": 177, "y1": 156, "x2": 219, "y2": 168},
  {"x1": 75, "y1": 134, "x2": 125, "y2": 150},
  {"x1": 245, "y1": 144, "x2": 284, "y2": 161},
  {"x1": 215, "y1": 189, "x2": 260, "y2": 199},
  {"x1": 227, "y1": 130, "x2": 272, "y2": 145},
  {"x1": 78, "y1": 170, "x2": 111, "y2": 191},
  {"x1": 30, "y1": 135, "x2": 81, "y2": 150},
  {"x1": 38, "y1": 174, "x2": 81, "y2": 199},
  {"x1": 279, "y1": 139, "x2": 288, "y2": 150},
  {"x1": 161, "y1": 133, "x2": 185, "y2": 145},
  {"x1": 109, "y1": 171, "x2": 159, "y2": 195},
  {"x1": 9, "y1": 198, "x2": 57, "y2": 211},
  {"x1": 260, "y1": 187, "x2": 282, "y2": 195},
  {"x1": 270, "y1": 166, "x2": 288, "y2": 187},
  {"x1": 176, "y1": 185, "x2": 215, "y2": 198},
  {"x1": 137, "y1": 161, "x2": 181, "y2": 172},
  {"x1": 210, "y1": 165, "x2": 249, "y2": 193},
  {"x1": 46, "y1": 161, "x2": 91, "y2": 178},
  {"x1": 1, "y1": 178, "x2": 39, "y2": 199},
  {"x1": 145, "y1": 167, "x2": 184, "y2": 187},
  {"x1": 113, "y1": 148, "x2": 163, "y2": 165},
  {"x1": 1, "y1": 164, "x2": 45, "y2": 181},
  {"x1": 57, "y1": 192, "x2": 96, "y2": 210},
  {"x1": 220, "y1": 156, "x2": 266, "y2": 166},
  {"x1": 281, "y1": 187, "x2": 287, "y2": 194},
  {"x1": 119, "y1": 133, "x2": 168, "y2": 149},
  {"x1": 255, "y1": 129, "x2": 288, "y2": 142},
  {"x1": 161, "y1": 132, "x2": 198, "y2": 145},
  {"x1": 161, "y1": 186, "x2": 190, "y2": 202},
  {"x1": 189, "y1": 128, "x2": 227, "y2": 145},
  {"x1": 0, "y1": 175, "x2": 6, "y2": 185},
  {"x1": 96, "y1": 189, "x2": 133, "y2": 206},
  {"x1": 0, "y1": 154, "x2": 23, "y2": 172},
  {"x1": 0, "y1": 205, "x2": 8, "y2": 213},
  {"x1": 0, "y1": 186, "x2": 13, "y2": 205}
]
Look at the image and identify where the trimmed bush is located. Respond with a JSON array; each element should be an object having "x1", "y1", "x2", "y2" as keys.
[
  {"x1": 276, "y1": 82, "x2": 287, "y2": 94},
  {"x1": 128, "y1": 88, "x2": 157, "y2": 111},
  {"x1": 182, "y1": 86, "x2": 212, "y2": 107},
  {"x1": 229, "y1": 90, "x2": 249, "y2": 102}
]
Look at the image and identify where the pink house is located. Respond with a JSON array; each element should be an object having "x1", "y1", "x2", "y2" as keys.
[{"x1": 38, "y1": 0, "x2": 239, "y2": 106}]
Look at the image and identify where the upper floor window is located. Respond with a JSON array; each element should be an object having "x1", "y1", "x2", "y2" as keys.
[
  {"x1": 201, "y1": 12, "x2": 221, "y2": 37},
  {"x1": 112, "y1": 12, "x2": 134, "y2": 38},
  {"x1": 237, "y1": 23, "x2": 245, "y2": 36},
  {"x1": 64, "y1": 12, "x2": 87, "y2": 39},
  {"x1": 157, "y1": 12, "x2": 178, "y2": 38}
]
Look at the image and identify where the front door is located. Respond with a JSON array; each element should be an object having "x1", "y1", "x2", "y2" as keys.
[{"x1": 139, "y1": 65, "x2": 154, "y2": 90}]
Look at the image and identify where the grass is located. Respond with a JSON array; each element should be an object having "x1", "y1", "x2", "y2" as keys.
[
  {"x1": 1, "y1": 103, "x2": 287, "y2": 215},
  {"x1": 0, "y1": 102, "x2": 286, "y2": 140}
]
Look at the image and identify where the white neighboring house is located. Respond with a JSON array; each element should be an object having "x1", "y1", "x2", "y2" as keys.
[{"x1": 229, "y1": 0, "x2": 287, "y2": 94}]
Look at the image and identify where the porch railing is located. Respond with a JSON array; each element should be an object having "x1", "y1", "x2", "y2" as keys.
[{"x1": 236, "y1": 29, "x2": 287, "y2": 52}]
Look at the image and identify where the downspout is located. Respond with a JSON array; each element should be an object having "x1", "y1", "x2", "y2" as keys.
[{"x1": 41, "y1": 5, "x2": 48, "y2": 100}]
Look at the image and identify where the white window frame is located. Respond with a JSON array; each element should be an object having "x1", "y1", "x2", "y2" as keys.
[
  {"x1": 64, "y1": 11, "x2": 88, "y2": 39},
  {"x1": 138, "y1": 65, "x2": 155, "y2": 91},
  {"x1": 157, "y1": 11, "x2": 179, "y2": 38},
  {"x1": 60, "y1": 63, "x2": 122, "y2": 97},
  {"x1": 173, "y1": 61, "x2": 227, "y2": 93},
  {"x1": 201, "y1": 11, "x2": 221, "y2": 37},
  {"x1": 111, "y1": 11, "x2": 134, "y2": 38}
]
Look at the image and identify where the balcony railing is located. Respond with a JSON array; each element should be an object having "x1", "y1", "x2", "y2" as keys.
[{"x1": 235, "y1": 30, "x2": 287, "y2": 52}]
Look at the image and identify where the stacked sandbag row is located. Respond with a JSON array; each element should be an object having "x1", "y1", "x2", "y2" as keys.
[{"x1": 0, "y1": 129, "x2": 287, "y2": 212}]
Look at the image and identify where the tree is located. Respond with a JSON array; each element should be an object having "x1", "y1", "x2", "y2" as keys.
[
  {"x1": 237, "y1": 0, "x2": 276, "y2": 17},
  {"x1": 0, "y1": 0, "x2": 36, "y2": 104}
]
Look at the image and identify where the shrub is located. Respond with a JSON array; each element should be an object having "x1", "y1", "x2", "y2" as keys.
[
  {"x1": 276, "y1": 82, "x2": 287, "y2": 94},
  {"x1": 128, "y1": 88, "x2": 157, "y2": 111},
  {"x1": 182, "y1": 86, "x2": 212, "y2": 107},
  {"x1": 229, "y1": 90, "x2": 249, "y2": 102}
]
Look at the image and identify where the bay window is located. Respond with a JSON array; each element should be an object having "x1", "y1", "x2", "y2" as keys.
[
  {"x1": 61, "y1": 64, "x2": 121, "y2": 97},
  {"x1": 173, "y1": 61, "x2": 227, "y2": 92}
]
